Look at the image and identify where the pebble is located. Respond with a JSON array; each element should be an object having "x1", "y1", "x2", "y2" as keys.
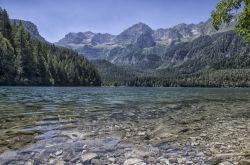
[
  {"x1": 91, "y1": 158, "x2": 103, "y2": 165},
  {"x1": 219, "y1": 161, "x2": 234, "y2": 165},
  {"x1": 55, "y1": 160, "x2": 65, "y2": 165},
  {"x1": 108, "y1": 157, "x2": 116, "y2": 162},
  {"x1": 123, "y1": 158, "x2": 145, "y2": 165},
  {"x1": 147, "y1": 157, "x2": 156, "y2": 163},
  {"x1": 81, "y1": 153, "x2": 98, "y2": 163},
  {"x1": 186, "y1": 160, "x2": 194, "y2": 165},
  {"x1": 159, "y1": 158, "x2": 170, "y2": 165},
  {"x1": 177, "y1": 157, "x2": 187, "y2": 164},
  {"x1": 55, "y1": 150, "x2": 63, "y2": 156}
]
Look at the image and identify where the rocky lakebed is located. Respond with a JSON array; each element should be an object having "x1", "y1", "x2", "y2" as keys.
[{"x1": 0, "y1": 87, "x2": 249, "y2": 165}]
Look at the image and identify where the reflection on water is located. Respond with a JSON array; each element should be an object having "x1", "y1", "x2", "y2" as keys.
[{"x1": 0, "y1": 87, "x2": 250, "y2": 155}]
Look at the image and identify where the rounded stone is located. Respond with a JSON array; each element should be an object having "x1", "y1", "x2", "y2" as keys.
[
  {"x1": 81, "y1": 153, "x2": 98, "y2": 163},
  {"x1": 123, "y1": 158, "x2": 146, "y2": 165}
]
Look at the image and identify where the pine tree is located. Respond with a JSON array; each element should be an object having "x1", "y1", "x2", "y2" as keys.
[
  {"x1": 0, "y1": 33, "x2": 15, "y2": 84},
  {"x1": 35, "y1": 42, "x2": 48, "y2": 84},
  {"x1": 0, "y1": 8, "x2": 101, "y2": 86},
  {"x1": 0, "y1": 9, "x2": 12, "y2": 41}
]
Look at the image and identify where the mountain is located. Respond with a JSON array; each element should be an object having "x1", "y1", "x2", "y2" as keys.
[
  {"x1": 55, "y1": 23, "x2": 160, "y2": 67},
  {"x1": 1, "y1": 6, "x2": 249, "y2": 87},
  {"x1": 56, "y1": 31, "x2": 115, "y2": 48},
  {"x1": 160, "y1": 31, "x2": 250, "y2": 72},
  {"x1": 153, "y1": 17, "x2": 237, "y2": 42},
  {"x1": 11, "y1": 19, "x2": 47, "y2": 42},
  {"x1": 91, "y1": 33, "x2": 115, "y2": 45},
  {"x1": 115, "y1": 22, "x2": 155, "y2": 48},
  {"x1": 57, "y1": 31, "x2": 94, "y2": 46},
  {"x1": 92, "y1": 31, "x2": 250, "y2": 87},
  {"x1": 55, "y1": 17, "x2": 237, "y2": 69}
]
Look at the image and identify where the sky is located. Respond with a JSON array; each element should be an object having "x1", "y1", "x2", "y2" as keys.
[{"x1": 0, "y1": 0, "x2": 219, "y2": 43}]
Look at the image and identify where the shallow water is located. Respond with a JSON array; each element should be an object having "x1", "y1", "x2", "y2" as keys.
[
  {"x1": 0, "y1": 87, "x2": 249, "y2": 164},
  {"x1": 0, "y1": 87, "x2": 249, "y2": 135}
]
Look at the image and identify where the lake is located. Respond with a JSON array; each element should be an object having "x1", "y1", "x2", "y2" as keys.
[{"x1": 0, "y1": 87, "x2": 249, "y2": 164}]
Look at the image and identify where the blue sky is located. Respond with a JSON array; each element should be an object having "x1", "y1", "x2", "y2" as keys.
[{"x1": 0, "y1": 0, "x2": 219, "y2": 42}]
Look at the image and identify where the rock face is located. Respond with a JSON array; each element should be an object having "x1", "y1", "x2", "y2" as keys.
[
  {"x1": 115, "y1": 22, "x2": 155, "y2": 48},
  {"x1": 135, "y1": 31, "x2": 155, "y2": 48},
  {"x1": 153, "y1": 23, "x2": 196, "y2": 42},
  {"x1": 11, "y1": 19, "x2": 47, "y2": 42},
  {"x1": 58, "y1": 31, "x2": 95, "y2": 45},
  {"x1": 57, "y1": 31, "x2": 115, "y2": 46},
  {"x1": 55, "y1": 22, "x2": 159, "y2": 68},
  {"x1": 153, "y1": 17, "x2": 237, "y2": 42},
  {"x1": 55, "y1": 17, "x2": 237, "y2": 69},
  {"x1": 91, "y1": 33, "x2": 114, "y2": 45}
]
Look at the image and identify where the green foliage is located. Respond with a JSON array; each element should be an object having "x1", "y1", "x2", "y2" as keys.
[
  {"x1": 0, "y1": 9, "x2": 101, "y2": 86},
  {"x1": 126, "y1": 69, "x2": 250, "y2": 87},
  {"x1": 95, "y1": 31, "x2": 250, "y2": 87},
  {"x1": 236, "y1": 1, "x2": 250, "y2": 42},
  {"x1": 11, "y1": 19, "x2": 46, "y2": 42},
  {"x1": 211, "y1": 0, "x2": 250, "y2": 43},
  {"x1": 92, "y1": 59, "x2": 147, "y2": 86},
  {"x1": 0, "y1": 9, "x2": 12, "y2": 40},
  {"x1": 0, "y1": 33, "x2": 15, "y2": 84}
]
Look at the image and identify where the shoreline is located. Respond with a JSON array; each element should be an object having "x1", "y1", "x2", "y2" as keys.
[{"x1": 1, "y1": 85, "x2": 250, "y2": 88}]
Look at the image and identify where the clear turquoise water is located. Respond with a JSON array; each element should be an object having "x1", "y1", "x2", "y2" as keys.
[{"x1": 0, "y1": 87, "x2": 250, "y2": 153}]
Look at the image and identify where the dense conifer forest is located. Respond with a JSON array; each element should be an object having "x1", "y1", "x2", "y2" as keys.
[
  {"x1": 0, "y1": 9, "x2": 101, "y2": 86},
  {"x1": 92, "y1": 31, "x2": 250, "y2": 87},
  {"x1": 1, "y1": 7, "x2": 250, "y2": 87}
]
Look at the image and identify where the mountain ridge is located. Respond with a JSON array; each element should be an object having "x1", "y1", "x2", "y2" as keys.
[
  {"x1": 2, "y1": 8, "x2": 250, "y2": 87},
  {"x1": 91, "y1": 30, "x2": 250, "y2": 86},
  {"x1": 56, "y1": 16, "x2": 237, "y2": 46},
  {"x1": 55, "y1": 16, "x2": 237, "y2": 68}
]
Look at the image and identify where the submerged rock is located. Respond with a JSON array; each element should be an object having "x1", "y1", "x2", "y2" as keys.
[
  {"x1": 159, "y1": 158, "x2": 170, "y2": 165},
  {"x1": 123, "y1": 158, "x2": 145, "y2": 165},
  {"x1": 219, "y1": 161, "x2": 234, "y2": 165},
  {"x1": 239, "y1": 159, "x2": 250, "y2": 165},
  {"x1": 55, "y1": 150, "x2": 63, "y2": 156},
  {"x1": 81, "y1": 153, "x2": 98, "y2": 163}
]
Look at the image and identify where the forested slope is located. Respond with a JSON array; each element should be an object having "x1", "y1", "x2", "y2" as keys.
[
  {"x1": 0, "y1": 9, "x2": 101, "y2": 86},
  {"x1": 93, "y1": 31, "x2": 250, "y2": 87}
]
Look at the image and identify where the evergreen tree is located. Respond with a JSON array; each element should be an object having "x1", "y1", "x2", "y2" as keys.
[
  {"x1": 0, "y1": 9, "x2": 101, "y2": 86},
  {"x1": 0, "y1": 9, "x2": 12, "y2": 40},
  {"x1": 0, "y1": 33, "x2": 15, "y2": 85}
]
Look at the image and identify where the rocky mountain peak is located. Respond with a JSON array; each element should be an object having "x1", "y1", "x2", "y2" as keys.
[
  {"x1": 56, "y1": 31, "x2": 98, "y2": 45},
  {"x1": 119, "y1": 22, "x2": 153, "y2": 36},
  {"x1": 55, "y1": 16, "x2": 237, "y2": 65},
  {"x1": 91, "y1": 33, "x2": 115, "y2": 45},
  {"x1": 82, "y1": 31, "x2": 95, "y2": 38},
  {"x1": 115, "y1": 22, "x2": 155, "y2": 48}
]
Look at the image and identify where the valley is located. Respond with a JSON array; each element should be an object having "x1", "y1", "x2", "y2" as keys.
[
  {"x1": 53, "y1": 16, "x2": 250, "y2": 87},
  {"x1": 0, "y1": 1, "x2": 250, "y2": 165},
  {"x1": 7, "y1": 10, "x2": 249, "y2": 87}
]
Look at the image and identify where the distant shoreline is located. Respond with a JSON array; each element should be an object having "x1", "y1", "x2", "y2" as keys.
[{"x1": 0, "y1": 85, "x2": 249, "y2": 88}]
